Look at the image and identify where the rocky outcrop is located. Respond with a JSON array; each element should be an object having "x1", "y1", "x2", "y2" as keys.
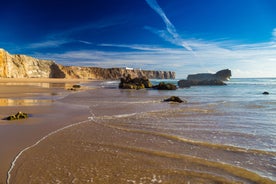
[
  {"x1": 59, "y1": 65, "x2": 175, "y2": 80},
  {"x1": 4, "y1": 112, "x2": 29, "y2": 120},
  {"x1": 187, "y1": 69, "x2": 231, "y2": 81},
  {"x1": 178, "y1": 69, "x2": 231, "y2": 88},
  {"x1": 163, "y1": 96, "x2": 186, "y2": 103},
  {"x1": 119, "y1": 74, "x2": 152, "y2": 90},
  {"x1": 0, "y1": 49, "x2": 175, "y2": 79},
  {"x1": 0, "y1": 48, "x2": 62, "y2": 78},
  {"x1": 153, "y1": 82, "x2": 177, "y2": 90},
  {"x1": 178, "y1": 79, "x2": 226, "y2": 87}
]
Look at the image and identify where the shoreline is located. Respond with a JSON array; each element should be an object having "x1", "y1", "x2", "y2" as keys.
[
  {"x1": 0, "y1": 79, "x2": 96, "y2": 184},
  {"x1": 1, "y1": 78, "x2": 275, "y2": 183},
  {"x1": 0, "y1": 78, "x2": 94, "y2": 83}
]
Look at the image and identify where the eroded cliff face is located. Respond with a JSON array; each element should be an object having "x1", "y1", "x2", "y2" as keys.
[
  {"x1": 0, "y1": 49, "x2": 175, "y2": 79},
  {"x1": 0, "y1": 48, "x2": 60, "y2": 78},
  {"x1": 59, "y1": 66, "x2": 175, "y2": 79}
]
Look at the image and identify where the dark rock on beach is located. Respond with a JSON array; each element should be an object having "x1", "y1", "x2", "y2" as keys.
[
  {"x1": 5, "y1": 112, "x2": 29, "y2": 120},
  {"x1": 153, "y1": 82, "x2": 177, "y2": 90},
  {"x1": 119, "y1": 74, "x2": 152, "y2": 90},
  {"x1": 72, "y1": 84, "x2": 81, "y2": 88},
  {"x1": 67, "y1": 84, "x2": 81, "y2": 91},
  {"x1": 163, "y1": 96, "x2": 186, "y2": 103}
]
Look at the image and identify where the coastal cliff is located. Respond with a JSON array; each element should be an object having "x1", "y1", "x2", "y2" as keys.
[{"x1": 0, "y1": 49, "x2": 175, "y2": 79}]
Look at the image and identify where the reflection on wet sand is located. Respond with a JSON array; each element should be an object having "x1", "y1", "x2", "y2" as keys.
[
  {"x1": 0, "y1": 79, "x2": 91, "y2": 183},
  {"x1": 0, "y1": 98, "x2": 54, "y2": 106}
]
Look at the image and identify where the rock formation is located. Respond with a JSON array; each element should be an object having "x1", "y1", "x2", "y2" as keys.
[
  {"x1": 187, "y1": 69, "x2": 231, "y2": 81},
  {"x1": 119, "y1": 74, "x2": 152, "y2": 90},
  {"x1": 178, "y1": 69, "x2": 231, "y2": 88},
  {"x1": 0, "y1": 48, "x2": 63, "y2": 78},
  {"x1": 153, "y1": 82, "x2": 177, "y2": 90},
  {"x1": 5, "y1": 112, "x2": 29, "y2": 120},
  {"x1": 163, "y1": 96, "x2": 186, "y2": 103},
  {"x1": 178, "y1": 79, "x2": 226, "y2": 87},
  {"x1": 0, "y1": 49, "x2": 175, "y2": 79}
]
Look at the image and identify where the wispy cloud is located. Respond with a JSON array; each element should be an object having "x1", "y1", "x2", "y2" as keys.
[
  {"x1": 34, "y1": 34, "x2": 276, "y2": 78},
  {"x1": 27, "y1": 16, "x2": 126, "y2": 49},
  {"x1": 28, "y1": 40, "x2": 71, "y2": 49},
  {"x1": 99, "y1": 43, "x2": 170, "y2": 51},
  {"x1": 272, "y1": 28, "x2": 276, "y2": 40},
  {"x1": 145, "y1": 0, "x2": 192, "y2": 51},
  {"x1": 78, "y1": 40, "x2": 93, "y2": 45},
  {"x1": 26, "y1": 25, "x2": 276, "y2": 78}
]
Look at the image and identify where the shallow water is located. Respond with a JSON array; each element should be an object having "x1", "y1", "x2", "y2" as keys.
[
  {"x1": 6, "y1": 79, "x2": 276, "y2": 183},
  {"x1": 0, "y1": 81, "x2": 90, "y2": 184}
]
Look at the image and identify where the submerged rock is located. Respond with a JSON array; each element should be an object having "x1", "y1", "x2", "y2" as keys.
[
  {"x1": 178, "y1": 79, "x2": 226, "y2": 87},
  {"x1": 163, "y1": 96, "x2": 186, "y2": 103},
  {"x1": 153, "y1": 82, "x2": 177, "y2": 90},
  {"x1": 67, "y1": 84, "x2": 81, "y2": 91},
  {"x1": 5, "y1": 112, "x2": 29, "y2": 120},
  {"x1": 72, "y1": 84, "x2": 81, "y2": 88}
]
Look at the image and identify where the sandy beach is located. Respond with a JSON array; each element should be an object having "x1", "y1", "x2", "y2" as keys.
[
  {"x1": 0, "y1": 78, "x2": 92, "y2": 184},
  {"x1": 1, "y1": 79, "x2": 275, "y2": 184}
]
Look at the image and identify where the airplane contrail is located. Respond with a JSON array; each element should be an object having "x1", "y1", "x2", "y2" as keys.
[{"x1": 145, "y1": 0, "x2": 193, "y2": 51}]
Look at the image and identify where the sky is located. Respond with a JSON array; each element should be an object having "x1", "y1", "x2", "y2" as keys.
[{"x1": 1, "y1": 0, "x2": 276, "y2": 78}]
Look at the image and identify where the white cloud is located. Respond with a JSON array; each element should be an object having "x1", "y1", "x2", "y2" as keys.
[
  {"x1": 31, "y1": 26, "x2": 276, "y2": 79},
  {"x1": 29, "y1": 27, "x2": 276, "y2": 79}
]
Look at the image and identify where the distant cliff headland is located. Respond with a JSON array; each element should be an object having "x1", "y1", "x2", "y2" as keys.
[{"x1": 0, "y1": 49, "x2": 175, "y2": 79}]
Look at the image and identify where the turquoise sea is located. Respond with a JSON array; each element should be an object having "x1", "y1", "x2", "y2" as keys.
[
  {"x1": 97, "y1": 78, "x2": 276, "y2": 181},
  {"x1": 150, "y1": 78, "x2": 276, "y2": 150}
]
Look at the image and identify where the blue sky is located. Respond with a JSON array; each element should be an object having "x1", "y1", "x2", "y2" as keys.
[{"x1": 1, "y1": 0, "x2": 276, "y2": 78}]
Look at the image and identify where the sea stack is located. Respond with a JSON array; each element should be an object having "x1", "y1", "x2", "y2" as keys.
[{"x1": 178, "y1": 69, "x2": 231, "y2": 88}]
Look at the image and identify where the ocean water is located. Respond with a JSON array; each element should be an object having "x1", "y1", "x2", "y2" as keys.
[
  {"x1": 97, "y1": 78, "x2": 276, "y2": 150},
  {"x1": 95, "y1": 78, "x2": 276, "y2": 181},
  {"x1": 149, "y1": 78, "x2": 276, "y2": 152},
  {"x1": 8, "y1": 78, "x2": 276, "y2": 183}
]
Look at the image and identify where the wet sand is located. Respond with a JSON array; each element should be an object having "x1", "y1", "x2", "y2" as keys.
[
  {"x1": 0, "y1": 79, "x2": 91, "y2": 184},
  {"x1": 8, "y1": 121, "x2": 275, "y2": 184},
  {"x1": 1, "y1": 80, "x2": 275, "y2": 184},
  {"x1": 5, "y1": 86, "x2": 276, "y2": 184}
]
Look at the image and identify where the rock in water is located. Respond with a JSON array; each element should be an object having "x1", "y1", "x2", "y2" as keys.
[
  {"x1": 178, "y1": 69, "x2": 230, "y2": 88},
  {"x1": 72, "y1": 84, "x2": 81, "y2": 88},
  {"x1": 163, "y1": 96, "x2": 186, "y2": 103},
  {"x1": 187, "y1": 69, "x2": 231, "y2": 81},
  {"x1": 119, "y1": 75, "x2": 152, "y2": 90},
  {"x1": 6, "y1": 112, "x2": 29, "y2": 120},
  {"x1": 262, "y1": 91, "x2": 269, "y2": 95},
  {"x1": 153, "y1": 82, "x2": 177, "y2": 90}
]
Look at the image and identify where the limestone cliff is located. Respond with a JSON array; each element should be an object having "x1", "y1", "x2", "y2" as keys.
[{"x1": 0, "y1": 49, "x2": 175, "y2": 79}]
